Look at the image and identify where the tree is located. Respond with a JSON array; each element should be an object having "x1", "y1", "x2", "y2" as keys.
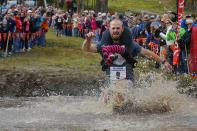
[
  {"x1": 96, "y1": 0, "x2": 108, "y2": 12},
  {"x1": 192, "y1": 0, "x2": 197, "y2": 12},
  {"x1": 77, "y1": 0, "x2": 108, "y2": 13},
  {"x1": 185, "y1": 0, "x2": 197, "y2": 13},
  {"x1": 77, "y1": 0, "x2": 85, "y2": 13}
]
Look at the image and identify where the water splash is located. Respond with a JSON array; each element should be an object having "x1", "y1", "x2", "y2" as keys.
[{"x1": 100, "y1": 72, "x2": 197, "y2": 114}]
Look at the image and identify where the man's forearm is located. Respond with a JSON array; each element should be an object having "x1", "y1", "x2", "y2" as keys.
[
  {"x1": 82, "y1": 39, "x2": 97, "y2": 53},
  {"x1": 82, "y1": 32, "x2": 97, "y2": 53},
  {"x1": 82, "y1": 39, "x2": 91, "y2": 51},
  {"x1": 141, "y1": 48, "x2": 164, "y2": 64}
]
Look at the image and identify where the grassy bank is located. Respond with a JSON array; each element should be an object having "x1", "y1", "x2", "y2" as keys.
[
  {"x1": 108, "y1": 0, "x2": 176, "y2": 14},
  {"x1": 0, "y1": 30, "x2": 195, "y2": 81},
  {"x1": 0, "y1": 30, "x2": 105, "y2": 97},
  {"x1": 84, "y1": 0, "x2": 176, "y2": 14},
  {"x1": 0, "y1": 29, "x2": 160, "y2": 79},
  {"x1": 0, "y1": 30, "x2": 102, "y2": 77},
  {"x1": 108, "y1": 0, "x2": 195, "y2": 14},
  {"x1": 0, "y1": 30, "x2": 196, "y2": 97},
  {"x1": 0, "y1": 30, "x2": 189, "y2": 78}
]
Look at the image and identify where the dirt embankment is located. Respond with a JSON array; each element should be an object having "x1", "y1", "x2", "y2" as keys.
[
  {"x1": 0, "y1": 69, "x2": 105, "y2": 97},
  {"x1": 0, "y1": 69, "x2": 196, "y2": 98}
]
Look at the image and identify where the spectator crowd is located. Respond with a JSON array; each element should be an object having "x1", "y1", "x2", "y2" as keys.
[
  {"x1": 0, "y1": 3, "x2": 49, "y2": 56},
  {"x1": 1, "y1": 3, "x2": 197, "y2": 77},
  {"x1": 50, "y1": 8, "x2": 197, "y2": 76}
]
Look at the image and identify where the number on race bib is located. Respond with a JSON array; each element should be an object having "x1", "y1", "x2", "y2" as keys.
[{"x1": 110, "y1": 67, "x2": 126, "y2": 80}]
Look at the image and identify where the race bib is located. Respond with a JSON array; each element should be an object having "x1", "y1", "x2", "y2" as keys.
[
  {"x1": 58, "y1": 18, "x2": 61, "y2": 22},
  {"x1": 110, "y1": 67, "x2": 126, "y2": 80}
]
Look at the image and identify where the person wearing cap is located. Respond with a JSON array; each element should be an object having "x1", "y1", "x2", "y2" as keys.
[
  {"x1": 98, "y1": 12, "x2": 102, "y2": 16},
  {"x1": 27, "y1": 10, "x2": 33, "y2": 13},
  {"x1": 185, "y1": 17, "x2": 194, "y2": 30},
  {"x1": 101, "y1": 13, "x2": 107, "y2": 20},
  {"x1": 178, "y1": 16, "x2": 194, "y2": 74},
  {"x1": 84, "y1": 10, "x2": 88, "y2": 15},
  {"x1": 181, "y1": 15, "x2": 194, "y2": 30},
  {"x1": 82, "y1": 18, "x2": 172, "y2": 81},
  {"x1": 150, "y1": 15, "x2": 156, "y2": 23}
]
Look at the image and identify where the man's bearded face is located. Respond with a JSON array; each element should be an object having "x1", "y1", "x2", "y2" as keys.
[{"x1": 109, "y1": 21, "x2": 124, "y2": 40}]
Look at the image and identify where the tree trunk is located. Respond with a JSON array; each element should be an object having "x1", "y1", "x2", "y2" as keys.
[
  {"x1": 95, "y1": 0, "x2": 101, "y2": 12},
  {"x1": 185, "y1": 0, "x2": 197, "y2": 13},
  {"x1": 103, "y1": 0, "x2": 108, "y2": 12},
  {"x1": 96, "y1": 0, "x2": 108, "y2": 12},
  {"x1": 77, "y1": 0, "x2": 85, "y2": 13},
  {"x1": 192, "y1": 0, "x2": 197, "y2": 12}
]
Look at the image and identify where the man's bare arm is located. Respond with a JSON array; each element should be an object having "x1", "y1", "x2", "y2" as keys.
[
  {"x1": 140, "y1": 47, "x2": 172, "y2": 71},
  {"x1": 82, "y1": 32, "x2": 97, "y2": 53},
  {"x1": 82, "y1": 39, "x2": 97, "y2": 53},
  {"x1": 140, "y1": 48, "x2": 163, "y2": 63}
]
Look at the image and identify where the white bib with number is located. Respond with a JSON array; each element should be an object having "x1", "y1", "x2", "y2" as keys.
[
  {"x1": 58, "y1": 18, "x2": 62, "y2": 22},
  {"x1": 110, "y1": 66, "x2": 126, "y2": 80}
]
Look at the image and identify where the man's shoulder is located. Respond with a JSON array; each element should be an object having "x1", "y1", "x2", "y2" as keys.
[
  {"x1": 124, "y1": 27, "x2": 131, "y2": 31},
  {"x1": 122, "y1": 27, "x2": 132, "y2": 36},
  {"x1": 120, "y1": 27, "x2": 133, "y2": 43},
  {"x1": 103, "y1": 28, "x2": 110, "y2": 33},
  {"x1": 102, "y1": 29, "x2": 111, "y2": 37}
]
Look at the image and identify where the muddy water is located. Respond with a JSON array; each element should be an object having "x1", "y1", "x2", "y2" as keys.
[
  {"x1": 1, "y1": 74, "x2": 197, "y2": 131},
  {"x1": 1, "y1": 96, "x2": 197, "y2": 130}
]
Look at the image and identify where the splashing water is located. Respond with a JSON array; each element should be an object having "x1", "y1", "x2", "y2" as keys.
[
  {"x1": 100, "y1": 72, "x2": 197, "y2": 114},
  {"x1": 1, "y1": 72, "x2": 197, "y2": 130}
]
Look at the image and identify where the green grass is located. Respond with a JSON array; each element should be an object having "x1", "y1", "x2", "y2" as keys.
[
  {"x1": 0, "y1": 30, "x2": 102, "y2": 76},
  {"x1": 84, "y1": 0, "x2": 176, "y2": 14},
  {"x1": 0, "y1": 29, "x2": 194, "y2": 81},
  {"x1": 108, "y1": 0, "x2": 176, "y2": 13},
  {"x1": 0, "y1": 29, "x2": 161, "y2": 78}
]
